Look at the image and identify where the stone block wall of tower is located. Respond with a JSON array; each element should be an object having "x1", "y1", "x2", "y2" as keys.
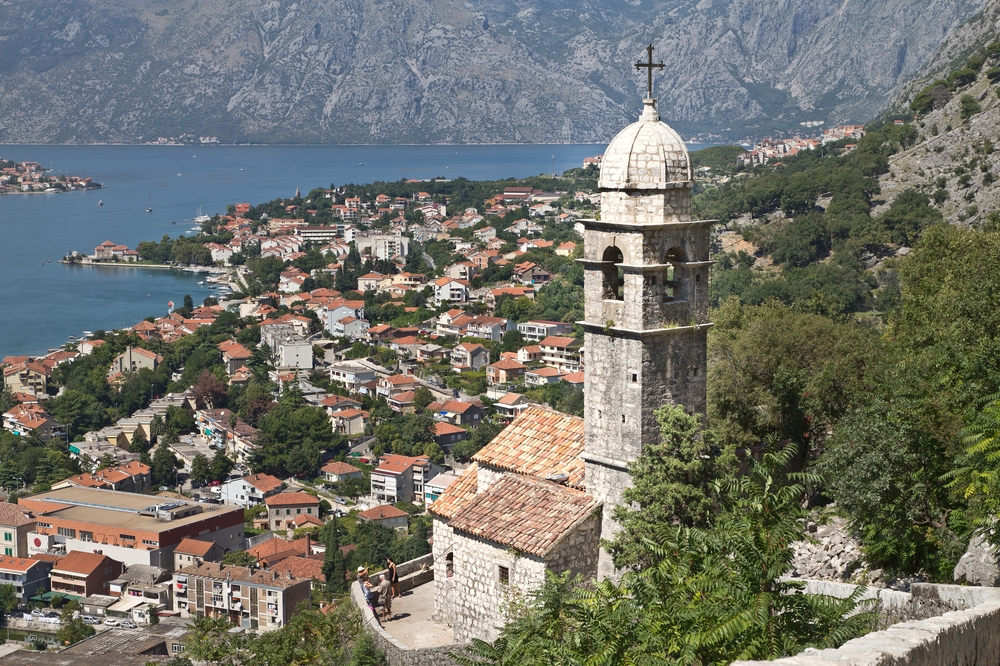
[{"x1": 582, "y1": 97, "x2": 712, "y2": 580}]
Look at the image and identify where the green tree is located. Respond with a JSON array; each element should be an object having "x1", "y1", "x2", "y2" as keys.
[
  {"x1": 0, "y1": 583, "x2": 18, "y2": 621},
  {"x1": 222, "y1": 550, "x2": 257, "y2": 567},
  {"x1": 190, "y1": 454, "x2": 211, "y2": 486},
  {"x1": 610, "y1": 404, "x2": 732, "y2": 570},
  {"x1": 209, "y1": 449, "x2": 235, "y2": 482},
  {"x1": 128, "y1": 428, "x2": 150, "y2": 455},
  {"x1": 150, "y1": 440, "x2": 179, "y2": 488},
  {"x1": 57, "y1": 600, "x2": 95, "y2": 646},
  {"x1": 322, "y1": 517, "x2": 348, "y2": 594},
  {"x1": 412, "y1": 386, "x2": 434, "y2": 413}
]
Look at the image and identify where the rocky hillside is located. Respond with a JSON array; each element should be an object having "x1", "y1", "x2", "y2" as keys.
[
  {"x1": 876, "y1": 8, "x2": 1000, "y2": 227},
  {"x1": 0, "y1": 0, "x2": 987, "y2": 144}
]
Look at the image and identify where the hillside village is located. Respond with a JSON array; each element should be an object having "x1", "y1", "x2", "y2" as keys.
[{"x1": 0, "y1": 171, "x2": 601, "y2": 648}]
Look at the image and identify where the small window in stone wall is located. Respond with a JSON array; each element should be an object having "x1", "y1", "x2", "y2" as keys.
[{"x1": 498, "y1": 565, "x2": 509, "y2": 585}]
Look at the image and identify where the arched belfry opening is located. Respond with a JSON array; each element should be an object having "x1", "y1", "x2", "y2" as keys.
[
  {"x1": 601, "y1": 245, "x2": 625, "y2": 300},
  {"x1": 664, "y1": 246, "x2": 685, "y2": 302}
]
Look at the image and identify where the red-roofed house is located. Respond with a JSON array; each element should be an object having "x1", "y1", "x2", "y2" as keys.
[
  {"x1": 219, "y1": 473, "x2": 285, "y2": 507},
  {"x1": 0, "y1": 555, "x2": 55, "y2": 608},
  {"x1": 538, "y1": 336, "x2": 582, "y2": 373},
  {"x1": 427, "y1": 400, "x2": 484, "y2": 426},
  {"x1": 357, "y1": 504, "x2": 410, "y2": 530},
  {"x1": 218, "y1": 340, "x2": 253, "y2": 375},
  {"x1": 50, "y1": 551, "x2": 124, "y2": 597},
  {"x1": 451, "y1": 343, "x2": 490, "y2": 371},
  {"x1": 487, "y1": 359, "x2": 526, "y2": 385},
  {"x1": 265, "y1": 492, "x2": 321, "y2": 534},
  {"x1": 371, "y1": 455, "x2": 443, "y2": 504},
  {"x1": 321, "y1": 461, "x2": 363, "y2": 484},
  {"x1": 172, "y1": 538, "x2": 225, "y2": 571},
  {"x1": 434, "y1": 422, "x2": 468, "y2": 450}
]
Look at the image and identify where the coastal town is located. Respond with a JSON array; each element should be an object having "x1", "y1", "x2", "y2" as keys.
[
  {"x1": 0, "y1": 161, "x2": 600, "y2": 651},
  {"x1": 0, "y1": 158, "x2": 102, "y2": 195}
]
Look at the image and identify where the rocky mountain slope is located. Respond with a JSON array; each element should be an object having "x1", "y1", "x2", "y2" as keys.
[
  {"x1": 876, "y1": 6, "x2": 1000, "y2": 227},
  {"x1": 0, "y1": 0, "x2": 988, "y2": 144}
]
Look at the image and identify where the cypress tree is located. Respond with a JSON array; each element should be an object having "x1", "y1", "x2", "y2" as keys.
[{"x1": 322, "y1": 517, "x2": 347, "y2": 593}]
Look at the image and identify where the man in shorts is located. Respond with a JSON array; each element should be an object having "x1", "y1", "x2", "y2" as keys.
[{"x1": 375, "y1": 573, "x2": 393, "y2": 622}]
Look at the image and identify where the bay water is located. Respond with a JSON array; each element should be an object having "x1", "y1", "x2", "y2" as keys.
[{"x1": 0, "y1": 143, "x2": 709, "y2": 357}]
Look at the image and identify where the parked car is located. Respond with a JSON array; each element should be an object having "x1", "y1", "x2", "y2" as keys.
[
  {"x1": 120, "y1": 620, "x2": 138, "y2": 629},
  {"x1": 82, "y1": 616, "x2": 100, "y2": 625},
  {"x1": 208, "y1": 480, "x2": 221, "y2": 487},
  {"x1": 30, "y1": 609, "x2": 42, "y2": 617},
  {"x1": 159, "y1": 485, "x2": 169, "y2": 491},
  {"x1": 103, "y1": 618, "x2": 120, "y2": 627},
  {"x1": 334, "y1": 496, "x2": 346, "y2": 504}
]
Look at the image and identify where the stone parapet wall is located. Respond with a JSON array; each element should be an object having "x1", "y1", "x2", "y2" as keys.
[
  {"x1": 734, "y1": 582, "x2": 1000, "y2": 666},
  {"x1": 350, "y1": 579, "x2": 465, "y2": 666}
]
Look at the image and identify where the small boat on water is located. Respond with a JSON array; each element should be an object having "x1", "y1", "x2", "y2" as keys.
[
  {"x1": 146, "y1": 189, "x2": 153, "y2": 213},
  {"x1": 198, "y1": 281, "x2": 205, "y2": 285},
  {"x1": 98, "y1": 200, "x2": 103, "y2": 206}
]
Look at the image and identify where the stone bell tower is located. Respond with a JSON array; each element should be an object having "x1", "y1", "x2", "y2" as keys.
[{"x1": 581, "y1": 49, "x2": 713, "y2": 579}]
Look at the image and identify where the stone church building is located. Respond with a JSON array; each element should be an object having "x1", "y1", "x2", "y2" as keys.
[{"x1": 429, "y1": 88, "x2": 712, "y2": 642}]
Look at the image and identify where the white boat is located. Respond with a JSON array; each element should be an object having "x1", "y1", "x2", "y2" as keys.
[
  {"x1": 193, "y1": 206, "x2": 210, "y2": 224},
  {"x1": 198, "y1": 281, "x2": 205, "y2": 285}
]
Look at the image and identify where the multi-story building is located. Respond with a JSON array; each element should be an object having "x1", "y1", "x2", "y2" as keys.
[
  {"x1": 19, "y1": 487, "x2": 244, "y2": 570},
  {"x1": 517, "y1": 320, "x2": 573, "y2": 342},
  {"x1": 219, "y1": 473, "x2": 284, "y2": 507},
  {"x1": 370, "y1": 455, "x2": 443, "y2": 504},
  {"x1": 109, "y1": 347, "x2": 162, "y2": 377},
  {"x1": 173, "y1": 538, "x2": 225, "y2": 572},
  {"x1": 265, "y1": 492, "x2": 321, "y2": 534},
  {"x1": 538, "y1": 336, "x2": 582, "y2": 373},
  {"x1": 0, "y1": 502, "x2": 37, "y2": 557},
  {"x1": 260, "y1": 323, "x2": 313, "y2": 370},
  {"x1": 50, "y1": 551, "x2": 124, "y2": 597},
  {"x1": 173, "y1": 562, "x2": 311, "y2": 631},
  {"x1": 0, "y1": 555, "x2": 54, "y2": 608}
]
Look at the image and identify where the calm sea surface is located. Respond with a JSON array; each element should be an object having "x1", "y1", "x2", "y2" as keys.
[{"x1": 0, "y1": 143, "x2": 710, "y2": 358}]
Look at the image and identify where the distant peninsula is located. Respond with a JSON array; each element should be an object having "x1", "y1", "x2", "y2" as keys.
[{"x1": 0, "y1": 157, "x2": 103, "y2": 194}]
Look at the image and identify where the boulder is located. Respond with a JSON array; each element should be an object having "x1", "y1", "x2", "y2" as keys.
[{"x1": 954, "y1": 534, "x2": 1000, "y2": 586}]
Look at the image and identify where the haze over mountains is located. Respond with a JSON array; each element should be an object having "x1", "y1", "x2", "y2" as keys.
[{"x1": 0, "y1": 0, "x2": 988, "y2": 145}]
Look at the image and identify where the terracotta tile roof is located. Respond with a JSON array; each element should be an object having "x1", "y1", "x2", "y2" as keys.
[
  {"x1": 264, "y1": 491, "x2": 320, "y2": 507},
  {"x1": 528, "y1": 367, "x2": 564, "y2": 378},
  {"x1": 174, "y1": 538, "x2": 217, "y2": 557},
  {"x1": 434, "y1": 422, "x2": 466, "y2": 436},
  {"x1": 539, "y1": 336, "x2": 578, "y2": 348},
  {"x1": 321, "y1": 461, "x2": 362, "y2": 475},
  {"x1": 449, "y1": 474, "x2": 598, "y2": 557},
  {"x1": 244, "y1": 473, "x2": 283, "y2": 494},
  {"x1": 473, "y1": 406, "x2": 585, "y2": 489},
  {"x1": 52, "y1": 551, "x2": 113, "y2": 575},
  {"x1": 358, "y1": 504, "x2": 409, "y2": 521},
  {"x1": 496, "y1": 392, "x2": 525, "y2": 406},
  {"x1": 0, "y1": 556, "x2": 45, "y2": 573},
  {"x1": 375, "y1": 454, "x2": 429, "y2": 475},
  {"x1": 0, "y1": 502, "x2": 35, "y2": 527},
  {"x1": 246, "y1": 536, "x2": 313, "y2": 561},
  {"x1": 428, "y1": 463, "x2": 480, "y2": 519},
  {"x1": 562, "y1": 371, "x2": 585, "y2": 384},
  {"x1": 274, "y1": 555, "x2": 325, "y2": 582},
  {"x1": 489, "y1": 359, "x2": 526, "y2": 370},
  {"x1": 177, "y1": 561, "x2": 309, "y2": 588},
  {"x1": 293, "y1": 514, "x2": 325, "y2": 528},
  {"x1": 320, "y1": 395, "x2": 362, "y2": 409}
]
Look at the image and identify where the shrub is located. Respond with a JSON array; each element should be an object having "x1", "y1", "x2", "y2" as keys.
[{"x1": 960, "y1": 94, "x2": 982, "y2": 120}]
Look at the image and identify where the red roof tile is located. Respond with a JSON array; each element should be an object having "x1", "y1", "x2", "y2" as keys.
[
  {"x1": 448, "y1": 474, "x2": 599, "y2": 557},
  {"x1": 473, "y1": 406, "x2": 585, "y2": 488}
]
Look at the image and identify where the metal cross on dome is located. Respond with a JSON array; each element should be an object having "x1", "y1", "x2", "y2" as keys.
[{"x1": 635, "y1": 43, "x2": 665, "y2": 98}]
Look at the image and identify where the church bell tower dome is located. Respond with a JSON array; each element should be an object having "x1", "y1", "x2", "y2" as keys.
[{"x1": 597, "y1": 99, "x2": 692, "y2": 190}]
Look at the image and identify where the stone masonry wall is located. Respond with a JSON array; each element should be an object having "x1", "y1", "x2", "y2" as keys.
[
  {"x1": 546, "y1": 512, "x2": 602, "y2": 580},
  {"x1": 431, "y1": 517, "x2": 455, "y2": 625},
  {"x1": 450, "y1": 531, "x2": 547, "y2": 643},
  {"x1": 351, "y1": 579, "x2": 465, "y2": 666},
  {"x1": 733, "y1": 582, "x2": 1000, "y2": 666}
]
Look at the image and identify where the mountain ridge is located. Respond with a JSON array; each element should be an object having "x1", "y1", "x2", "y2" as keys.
[{"x1": 0, "y1": 0, "x2": 988, "y2": 145}]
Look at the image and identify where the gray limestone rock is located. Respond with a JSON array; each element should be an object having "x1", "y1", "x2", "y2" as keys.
[{"x1": 954, "y1": 534, "x2": 1000, "y2": 587}]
